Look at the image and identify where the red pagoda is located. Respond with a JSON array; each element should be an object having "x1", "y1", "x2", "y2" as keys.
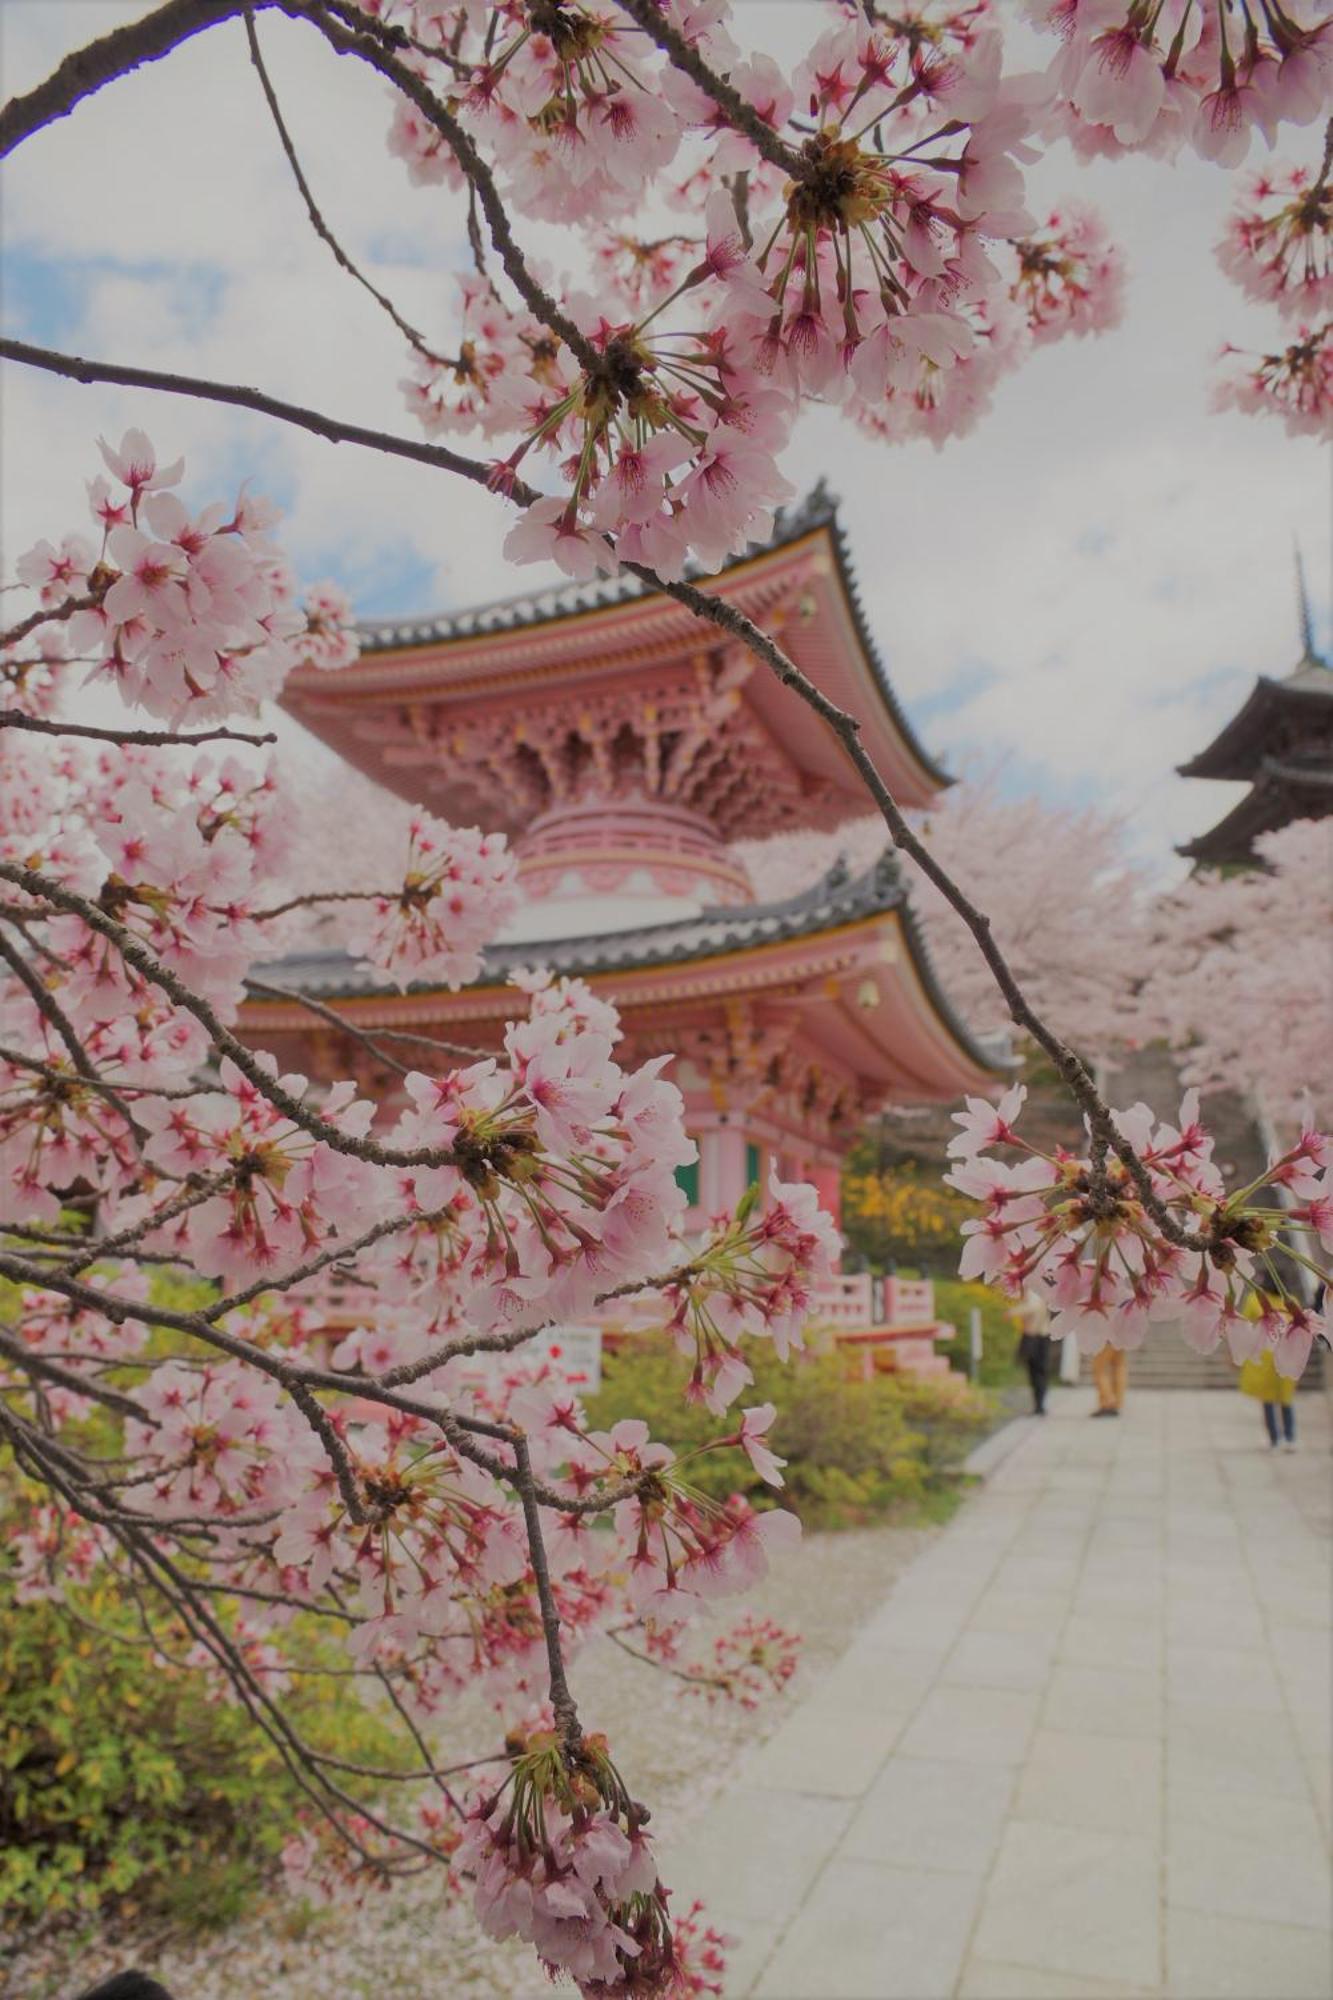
[
  {"x1": 1178, "y1": 557, "x2": 1333, "y2": 868},
  {"x1": 245, "y1": 492, "x2": 1002, "y2": 1365}
]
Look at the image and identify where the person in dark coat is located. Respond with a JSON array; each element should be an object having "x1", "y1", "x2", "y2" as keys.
[{"x1": 1013, "y1": 1286, "x2": 1053, "y2": 1415}]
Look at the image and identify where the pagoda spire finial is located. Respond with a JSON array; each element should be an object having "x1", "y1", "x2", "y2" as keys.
[{"x1": 1294, "y1": 540, "x2": 1317, "y2": 661}]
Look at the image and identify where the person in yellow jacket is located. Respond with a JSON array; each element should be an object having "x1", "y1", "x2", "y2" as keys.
[{"x1": 1238, "y1": 1292, "x2": 1297, "y2": 1451}]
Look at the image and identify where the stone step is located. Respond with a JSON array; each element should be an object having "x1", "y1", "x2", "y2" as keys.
[{"x1": 1079, "y1": 1342, "x2": 1325, "y2": 1392}]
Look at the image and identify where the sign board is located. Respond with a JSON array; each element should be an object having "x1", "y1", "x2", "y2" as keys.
[{"x1": 538, "y1": 1326, "x2": 603, "y2": 1396}]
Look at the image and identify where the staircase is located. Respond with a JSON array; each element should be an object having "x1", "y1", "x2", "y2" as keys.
[
  {"x1": 1079, "y1": 1335, "x2": 1325, "y2": 1393},
  {"x1": 1082, "y1": 1050, "x2": 1326, "y2": 1390}
]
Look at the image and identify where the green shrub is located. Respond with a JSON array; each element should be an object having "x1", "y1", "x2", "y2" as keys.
[
  {"x1": 584, "y1": 1336, "x2": 991, "y2": 1530},
  {"x1": 933, "y1": 1278, "x2": 1029, "y2": 1388},
  {"x1": 0, "y1": 1576, "x2": 406, "y2": 1934}
]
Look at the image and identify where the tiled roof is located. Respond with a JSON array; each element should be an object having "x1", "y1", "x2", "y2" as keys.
[
  {"x1": 252, "y1": 851, "x2": 1006, "y2": 1073},
  {"x1": 350, "y1": 485, "x2": 952, "y2": 793},
  {"x1": 355, "y1": 487, "x2": 835, "y2": 650}
]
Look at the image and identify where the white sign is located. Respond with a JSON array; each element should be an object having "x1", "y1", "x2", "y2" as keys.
[{"x1": 538, "y1": 1326, "x2": 603, "y2": 1395}]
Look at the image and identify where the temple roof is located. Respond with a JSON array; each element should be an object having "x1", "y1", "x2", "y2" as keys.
[
  {"x1": 1179, "y1": 553, "x2": 1332, "y2": 784},
  {"x1": 1177, "y1": 755, "x2": 1333, "y2": 867},
  {"x1": 1177, "y1": 557, "x2": 1332, "y2": 865},
  {"x1": 281, "y1": 488, "x2": 951, "y2": 838},
  {"x1": 352, "y1": 487, "x2": 945, "y2": 789},
  {"x1": 249, "y1": 851, "x2": 1008, "y2": 1090},
  {"x1": 1176, "y1": 662, "x2": 1333, "y2": 782},
  {"x1": 354, "y1": 486, "x2": 841, "y2": 650}
]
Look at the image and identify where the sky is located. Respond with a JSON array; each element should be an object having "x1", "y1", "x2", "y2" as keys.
[{"x1": 2, "y1": 0, "x2": 1329, "y2": 878}]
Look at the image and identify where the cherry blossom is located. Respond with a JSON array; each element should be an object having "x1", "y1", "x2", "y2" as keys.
[
  {"x1": 948, "y1": 1089, "x2": 1332, "y2": 1379},
  {"x1": 343, "y1": 812, "x2": 519, "y2": 988},
  {"x1": 2, "y1": 0, "x2": 1328, "y2": 1972},
  {"x1": 1027, "y1": 0, "x2": 1333, "y2": 165}
]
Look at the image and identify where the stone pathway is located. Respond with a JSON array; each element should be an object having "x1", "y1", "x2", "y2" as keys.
[{"x1": 663, "y1": 1387, "x2": 1332, "y2": 2000}]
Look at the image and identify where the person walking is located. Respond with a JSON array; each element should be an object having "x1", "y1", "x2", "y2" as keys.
[
  {"x1": 1013, "y1": 1286, "x2": 1053, "y2": 1416},
  {"x1": 1238, "y1": 1345, "x2": 1297, "y2": 1450},
  {"x1": 1091, "y1": 1342, "x2": 1127, "y2": 1418},
  {"x1": 1237, "y1": 1290, "x2": 1299, "y2": 1451},
  {"x1": 1234, "y1": 1287, "x2": 1298, "y2": 1451}
]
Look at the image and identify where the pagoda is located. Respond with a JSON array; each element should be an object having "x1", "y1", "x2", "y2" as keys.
[
  {"x1": 1178, "y1": 558, "x2": 1333, "y2": 868},
  {"x1": 245, "y1": 493, "x2": 1001, "y2": 1362}
]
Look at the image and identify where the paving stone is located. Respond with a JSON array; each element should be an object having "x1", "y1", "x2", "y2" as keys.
[
  {"x1": 693, "y1": 1915, "x2": 777, "y2": 2000},
  {"x1": 972, "y1": 1818, "x2": 1163, "y2": 1990},
  {"x1": 1059, "y1": 1612, "x2": 1163, "y2": 1674},
  {"x1": 969, "y1": 1588, "x2": 1070, "y2": 1640},
  {"x1": 744, "y1": 1697, "x2": 910, "y2": 1799},
  {"x1": 942, "y1": 1629, "x2": 1057, "y2": 1692},
  {"x1": 1166, "y1": 1908, "x2": 1333, "y2": 1999},
  {"x1": 1042, "y1": 1663, "x2": 1165, "y2": 1740},
  {"x1": 1166, "y1": 1701, "x2": 1310, "y2": 1799},
  {"x1": 753, "y1": 1857, "x2": 984, "y2": 2000},
  {"x1": 1165, "y1": 1642, "x2": 1286, "y2": 1711},
  {"x1": 992, "y1": 1554, "x2": 1083, "y2": 1596},
  {"x1": 1015, "y1": 1727, "x2": 1162, "y2": 1836},
  {"x1": 959, "y1": 1957, "x2": 1156, "y2": 1997},
  {"x1": 662, "y1": 1391, "x2": 1332, "y2": 2000},
  {"x1": 662, "y1": 1787, "x2": 855, "y2": 1925},
  {"x1": 816, "y1": 1641, "x2": 945, "y2": 1712},
  {"x1": 1166, "y1": 1816, "x2": 1333, "y2": 1930},
  {"x1": 897, "y1": 1685, "x2": 1040, "y2": 1767},
  {"x1": 842, "y1": 1755, "x2": 1014, "y2": 1875},
  {"x1": 1167, "y1": 1781, "x2": 1326, "y2": 1849}
]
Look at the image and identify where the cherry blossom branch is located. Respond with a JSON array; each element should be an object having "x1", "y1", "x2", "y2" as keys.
[
  {"x1": 2, "y1": 30, "x2": 1167, "y2": 1232},
  {"x1": 0, "y1": 592, "x2": 99, "y2": 649},
  {"x1": 60, "y1": 1172, "x2": 238, "y2": 1279},
  {"x1": 0, "y1": 856, "x2": 496, "y2": 1171},
  {"x1": 512, "y1": 1432, "x2": 582, "y2": 1748},
  {"x1": 0, "y1": 336, "x2": 536, "y2": 503},
  {"x1": 613, "y1": 0, "x2": 800, "y2": 176},
  {"x1": 250, "y1": 9, "x2": 1199, "y2": 1239},
  {"x1": 244, "y1": 980, "x2": 488, "y2": 1072},
  {"x1": 0, "y1": 1327, "x2": 151, "y2": 1422},
  {"x1": 0, "y1": 355, "x2": 1190, "y2": 1236},
  {"x1": 606, "y1": 1626, "x2": 729, "y2": 1696},
  {"x1": 625, "y1": 569, "x2": 1213, "y2": 1251},
  {"x1": 0, "y1": 0, "x2": 285, "y2": 160},
  {"x1": 243, "y1": 975, "x2": 491, "y2": 1076},
  {"x1": 247, "y1": 888, "x2": 388, "y2": 921},
  {"x1": 244, "y1": 11, "x2": 456, "y2": 369},
  {"x1": 0, "y1": 707, "x2": 277, "y2": 748},
  {"x1": 0, "y1": 1247, "x2": 654, "y2": 1516},
  {"x1": 302, "y1": 2, "x2": 599, "y2": 367},
  {"x1": 0, "y1": 1041, "x2": 214, "y2": 1104},
  {"x1": 0, "y1": 928, "x2": 141, "y2": 1149}
]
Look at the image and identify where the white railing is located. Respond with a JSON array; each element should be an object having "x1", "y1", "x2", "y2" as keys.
[
  {"x1": 809, "y1": 1273, "x2": 936, "y2": 1330},
  {"x1": 882, "y1": 1276, "x2": 935, "y2": 1327},
  {"x1": 810, "y1": 1273, "x2": 875, "y2": 1326}
]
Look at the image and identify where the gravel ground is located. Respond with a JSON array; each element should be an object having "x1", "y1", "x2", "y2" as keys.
[{"x1": 15, "y1": 1517, "x2": 938, "y2": 2000}]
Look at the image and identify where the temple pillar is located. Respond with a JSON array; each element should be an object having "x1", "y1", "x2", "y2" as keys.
[{"x1": 699, "y1": 1125, "x2": 748, "y2": 1213}]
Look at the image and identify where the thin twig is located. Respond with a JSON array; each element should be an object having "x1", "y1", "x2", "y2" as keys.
[{"x1": 245, "y1": 11, "x2": 455, "y2": 368}]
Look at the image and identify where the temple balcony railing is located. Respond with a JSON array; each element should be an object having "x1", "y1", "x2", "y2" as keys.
[{"x1": 292, "y1": 1265, "x2": 958, "y2": 1381}]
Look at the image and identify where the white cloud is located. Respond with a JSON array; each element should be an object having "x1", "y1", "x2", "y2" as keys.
[{"x1": 1, "y1": 1, "x2": 1327, "y2": 876}]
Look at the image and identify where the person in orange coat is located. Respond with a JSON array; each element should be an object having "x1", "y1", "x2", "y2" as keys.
[{"x1": 1091, "y1": 1342, "x2": 1127, "y2": 1418}]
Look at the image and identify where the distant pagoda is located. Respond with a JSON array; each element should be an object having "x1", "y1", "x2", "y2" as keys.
[
  {"x1": 249, "y1": 490, "x2": 1001, "y2": 1241},
  {"x1": 1178, "y1": 556, "x2": 1333, "y2": 868}
]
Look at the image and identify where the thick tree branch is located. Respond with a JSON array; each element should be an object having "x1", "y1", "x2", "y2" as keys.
[
  {"x1": 0, "y1": 0, "x2": 271, "y2": 159},
  {"x1": 0, "y1": 335, "x2": 535, "y2": 503},
  {"x1": 0, "y1": 593, "x2": 97, "y2": 650},
  {"x1": 0, "y1": 707, "x2": 276, "y2": 748}
]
